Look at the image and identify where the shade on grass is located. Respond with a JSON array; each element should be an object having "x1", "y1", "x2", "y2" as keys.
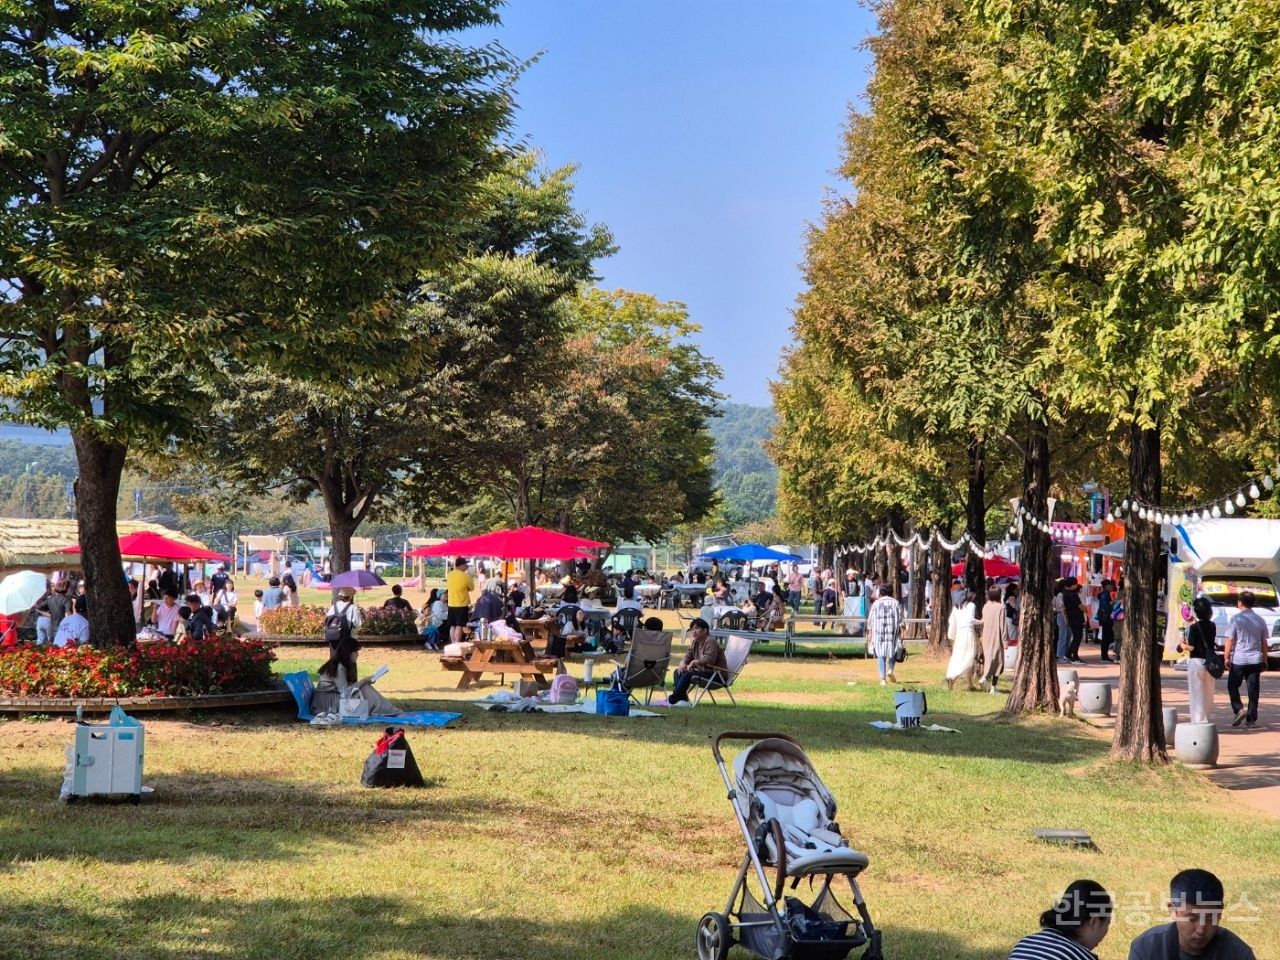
[{"x1": 1, "y1": 647, "x2": 1276, "y2": 960}]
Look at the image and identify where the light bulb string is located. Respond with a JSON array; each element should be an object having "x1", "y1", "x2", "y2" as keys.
[
  {"x1": 836, "y1": 528, "x2": 994, "y2": 559},
  {"x1": 1112, "y1": 462, "x2": 1279, "y2": 525}
]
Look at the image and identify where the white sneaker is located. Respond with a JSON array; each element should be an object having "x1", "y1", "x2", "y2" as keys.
[
  {"x1": 672, "y1": 701, "x2": 693, "y2": 708},
  {"x1": 879, "y1": 679, "x2": 887, "y2": 686}
]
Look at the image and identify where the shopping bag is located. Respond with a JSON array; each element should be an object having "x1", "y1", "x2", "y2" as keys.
[
  {"x1": 339, "y1": 694, "x2": 370, "y2": 720},
  {"x1": 361, "y1": 728, "x2": 425, "y2": 788}
]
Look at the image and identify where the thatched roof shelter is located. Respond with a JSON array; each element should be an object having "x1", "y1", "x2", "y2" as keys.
[{"x1": 0, "y1": 518, "x2": 209, "y2": 575}]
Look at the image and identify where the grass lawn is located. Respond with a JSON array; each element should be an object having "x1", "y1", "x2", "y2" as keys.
[{"x1": 1, "y1": 644, "x2": 1277, "y2": 960}]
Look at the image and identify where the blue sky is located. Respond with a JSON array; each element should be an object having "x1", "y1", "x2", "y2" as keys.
[{"x1": 471, "y1": 1, "x2": 877, "y2": 406}]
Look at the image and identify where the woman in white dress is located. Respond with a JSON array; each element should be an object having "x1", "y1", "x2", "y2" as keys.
[{"x1": 945, "y1": 590, "x2": 980, "y2": 691}]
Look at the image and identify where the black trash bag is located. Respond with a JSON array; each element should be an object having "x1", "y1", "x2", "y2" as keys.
[
  {"x1": 361, "y1": 727, "x2": 425, "y2": 788},
  {"x1": 784, "y1": 897, "x2": 850, "y2": 942}
]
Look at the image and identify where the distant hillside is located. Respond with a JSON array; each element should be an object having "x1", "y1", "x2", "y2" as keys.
[{"x1": 709, "y1": 403, "x2": 777, "y2": 528}]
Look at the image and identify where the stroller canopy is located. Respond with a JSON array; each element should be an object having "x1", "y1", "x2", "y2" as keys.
[{"x1": 732, "y1": 738, "x2": 838, "y2": 828}]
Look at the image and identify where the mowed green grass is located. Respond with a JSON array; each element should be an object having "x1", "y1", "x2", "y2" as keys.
[{"x1": 0, "y1": 645, "x2": 1277, "y2": 960}]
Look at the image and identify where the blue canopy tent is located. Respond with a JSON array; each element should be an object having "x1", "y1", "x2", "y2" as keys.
[{"x1": 699, "y1": 544, "x2": 805, "y2": 595}]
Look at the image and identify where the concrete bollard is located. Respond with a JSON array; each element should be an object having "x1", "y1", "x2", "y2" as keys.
[
  {"x1": 1078, "y1": 682, "x2": 1112, "y2": 717},
  {"x1": 1174, "y1": 722, "x2": 1219, "y2": 768}
]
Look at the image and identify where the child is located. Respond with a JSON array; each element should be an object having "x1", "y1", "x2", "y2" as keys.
[{"x1": 253, "y1": 589, "x2": 265, "y2": 621}]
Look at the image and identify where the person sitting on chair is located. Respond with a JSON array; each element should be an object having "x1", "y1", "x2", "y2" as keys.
[
  {"x1": 561, "y1": 607, "x2": 590, "y2": 652},
  {"x1": 473, "y1": 585, "x2": 504, "y2": 625},
  {"x1": 667, "y1": 618, "x2": 727, "y2": 705}
]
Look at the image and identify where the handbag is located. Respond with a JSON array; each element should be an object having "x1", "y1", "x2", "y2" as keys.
[
  {"x1": 893, "y1": 644, "x2": 908, "y2": 664},
  {"x1": 1204, "y1": 649, "x2": 1226, "y2": 680}
]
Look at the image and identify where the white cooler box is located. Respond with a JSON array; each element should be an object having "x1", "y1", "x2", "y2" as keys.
[{"x1": 67, "y1": 708, "x2": 144, "y2": 802}]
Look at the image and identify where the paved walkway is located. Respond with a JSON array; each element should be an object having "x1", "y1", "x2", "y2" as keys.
[{"x1": 1067, "y1": 655, "x2": 1280, "y2": 816}]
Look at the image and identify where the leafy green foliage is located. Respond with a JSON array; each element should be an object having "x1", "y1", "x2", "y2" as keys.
[{"x1": 708, "y1": 403, "x2": 777, "y2": 529}]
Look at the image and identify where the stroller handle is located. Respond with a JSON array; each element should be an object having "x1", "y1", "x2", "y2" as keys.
[{"x1": 711, "y1": 731, "x2": 804, "y2": 764}]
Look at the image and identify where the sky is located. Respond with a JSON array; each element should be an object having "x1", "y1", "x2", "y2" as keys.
[{"x1": 469, "y1": 1, "x2": 877, "y2": 406}]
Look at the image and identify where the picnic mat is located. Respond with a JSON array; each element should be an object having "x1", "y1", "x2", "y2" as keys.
[
  {"x1": 471, "y1": 692, "x2": 660, "y2": 718},
  {"x1": 282, "y1": 671, "x2": 461, "y2": 728},
  {"x1": 869, "y1": 721, "x2": 959, "y2": 733}
]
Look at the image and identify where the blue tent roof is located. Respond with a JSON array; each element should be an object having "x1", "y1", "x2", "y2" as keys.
[{"x1": 700, "y1": 543, "x2": 804, "y2": 563}]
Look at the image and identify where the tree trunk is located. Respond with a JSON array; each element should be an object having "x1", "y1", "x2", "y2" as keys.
[
  {"x1": 927, "y1": 526, "x2": 952, "y2": 655},
  {"x1": 886, "y1": 507, "x2": 904, "y2": 599},
  {"x1": 328, "y1": 514, "x2": 355, "y2": 577},
  {"x1": 964, "y1": 434, "x2": 987, "y2": 601},
  {"x1": 72, "y1": 431, "x2": 135, "y2": 647},
  {"x1": 1007, "y1": 414, "x2": 1058, "y2": 714},
  {"x1": 908, "y1": 529, "x2": 927, "y2": 639},
  {"x1": 1113, "y1": 418, "x2": 1168, "y2": 762}
]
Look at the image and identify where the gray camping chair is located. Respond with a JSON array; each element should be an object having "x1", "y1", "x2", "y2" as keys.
[
  {"x1": 689, "y1": 634, "x2": 752, "y2": 707},
  {"x1": 612, "y1": 628, "x2": 673, "y2": 705}
]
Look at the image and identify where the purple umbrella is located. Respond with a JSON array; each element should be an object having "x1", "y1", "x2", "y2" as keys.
[{"x1": 329, "y1": 569, "x2": 386, "y2": 590}]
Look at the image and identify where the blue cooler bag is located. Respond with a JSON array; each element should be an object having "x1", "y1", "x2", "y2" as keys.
[{"x1": 596, "y1": 686, "x2": 630, "y2": 716}]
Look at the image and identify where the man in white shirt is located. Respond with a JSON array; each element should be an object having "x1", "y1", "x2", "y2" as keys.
[
  {"x1": 1224, "y1": 591, "x2": 1267, "y2": 727},
  {"x1": 153, "y1": 591, "x2": 181, "y2": 639},
  {"x1": 53, "y1": 597, "x2": 89, "y2": 647}
]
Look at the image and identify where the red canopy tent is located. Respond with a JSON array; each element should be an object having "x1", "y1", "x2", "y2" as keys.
[
  {"x1": 951, "y1": 557, "x2": 1021, "y2": 579},
  {"x1": 59, "y1": 530, "x2": 231, "y2": 563},
  {"x1": 406, "y1": 525, "x2": 608, "y2": 561}
]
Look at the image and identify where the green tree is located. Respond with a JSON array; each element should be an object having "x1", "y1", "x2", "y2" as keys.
[{"x1": 0, "y1": 0, "x2": 515, "y2": 639}]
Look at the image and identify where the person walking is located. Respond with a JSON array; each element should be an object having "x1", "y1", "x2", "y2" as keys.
[
  {"x1": 1062, "y1": 578, "x2": 1086, "y2": 663},
  {"x1": 945, "y1": 590, "x2": 980, "y2": 691},
  {"x1": 1223, "y1": 590, "x2": 1267, "y2": 728},
  {"x1": 786, "y1": 564, "x2": 803, "y2": 614},
  {"x1": 1053, "y1": 580, "x2": 1070, "y2": 661},
  {"x1": 1009, "y1": 879, "x2": 1113, "y2": 960},
  {"x1": 867, "y1": 584, "x2": 904, "y2": 685},
  {"x1": 1003, "y1": 583, "x2": 1021, "y2": 647},
  {"x1": 979, "y1": 586, "x2": 1008, "y2": 694},
  {"x1": 1179, "y1": 596, "x2": 1217, "y2": 724},
  {"x1": 1096, "y1": 579, "x2": 1117, "y2": 661}
]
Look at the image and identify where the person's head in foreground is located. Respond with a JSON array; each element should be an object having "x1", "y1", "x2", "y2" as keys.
[
  {"x1": 688, "y1": 617, "x2": 709, "y2": 639},
  {"x1": 1128, "y1": 868, "x2": 1256, "y2": 960},
  {"x1": 1038, "y1": 879, "x2": 1113, "y2": 950},
  {"x1": 337, "y1": 586, "x2": 355, "y2": 601},
  {"x1": 454, "y1": 557, "x2": 468, "y2": 570}
]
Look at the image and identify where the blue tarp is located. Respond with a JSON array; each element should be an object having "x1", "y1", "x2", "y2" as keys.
[{"x1": 281, "y1": 671, "x2": 460, "y2": 728}]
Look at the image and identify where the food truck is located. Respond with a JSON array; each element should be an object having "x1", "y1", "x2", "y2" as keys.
[{"x1": 1165, "y1": 518, "x2": 1280, "y2": 664}]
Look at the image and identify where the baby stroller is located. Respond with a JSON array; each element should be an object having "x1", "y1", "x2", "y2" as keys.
[{"x1": 699, "y1": 733, "x2": 883, "y2": 960}]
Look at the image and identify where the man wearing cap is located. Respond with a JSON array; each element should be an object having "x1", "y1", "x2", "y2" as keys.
[
  {"x1": 446, "y1": 557, "x2": 475, "y2": 645},
  {"x1": 1128, "y1": 868, "x2": 1256, "y2": 959}
]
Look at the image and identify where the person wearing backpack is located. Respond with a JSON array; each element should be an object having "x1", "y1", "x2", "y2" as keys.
[{"x1": 324, "y1": 586, "x2": 363, "y2": 665}]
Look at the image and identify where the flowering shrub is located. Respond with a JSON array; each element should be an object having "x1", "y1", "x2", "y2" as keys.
[
  {"x1": 359, "y1": 606, "x2": 418, "y2": 636},
  {"x1": 0, "y1": 635, "x2": 277, "y2": 698},
  {"x1": 258, "y1": 606, "x2": 326, "y2": 636}
]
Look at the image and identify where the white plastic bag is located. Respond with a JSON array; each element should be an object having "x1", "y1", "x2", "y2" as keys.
[{"x1": 339, "y1": 695, "x2": 370, "y2": 720}]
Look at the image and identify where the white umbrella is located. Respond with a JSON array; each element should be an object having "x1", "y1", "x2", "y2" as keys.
[{"x1": 0, "y1": 570, "x2": 47, "y2": 615}]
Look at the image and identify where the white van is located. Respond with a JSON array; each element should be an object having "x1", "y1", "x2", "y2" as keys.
[{"x1": 1167, "y1": 518, "x2": 1280, "y2": 664}]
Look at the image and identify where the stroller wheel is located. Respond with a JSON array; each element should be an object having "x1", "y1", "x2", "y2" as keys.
[{"x1": 696, "y1": 912, "x2": 731, "y2": 960}]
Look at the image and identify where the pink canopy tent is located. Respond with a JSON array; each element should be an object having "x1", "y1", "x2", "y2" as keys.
[
  {"x1": 951, "y1": 557, "x2": 1021, "y2": 579},
  {"x1": 59, "y1": 530, "x2": 231, "y2": 563},
  {"x1": 406, "y1": 525, "x2": 608, "y2": 561}
]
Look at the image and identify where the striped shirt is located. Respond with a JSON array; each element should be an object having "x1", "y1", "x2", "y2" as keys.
[
  {"x1": 867, "y1": 595, "x2": 903, "y2": 658},
  {"x1": 1008, "y1": 928, "x2": 1098, "y2": 960}
]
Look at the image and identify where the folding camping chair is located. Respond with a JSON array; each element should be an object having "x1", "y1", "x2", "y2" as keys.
[
  {"x1": 613, "y1": 628, "x2": 673, "y2": 705},
  {"x1": 689, "y1": 634, "x2": 752, "y2": 707}
]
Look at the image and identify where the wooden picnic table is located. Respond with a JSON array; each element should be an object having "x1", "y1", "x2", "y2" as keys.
[
  {"x1": 441, "y1": 639, "x2": 560, "y2": 690},
  {"x1": 516, "y1": 617, "x2": 555, "y2": 648}
]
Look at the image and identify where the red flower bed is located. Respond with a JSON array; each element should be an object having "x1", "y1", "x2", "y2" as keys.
[{"x1": 0, "y1": 635, "x2": 277, "y2": 699}]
